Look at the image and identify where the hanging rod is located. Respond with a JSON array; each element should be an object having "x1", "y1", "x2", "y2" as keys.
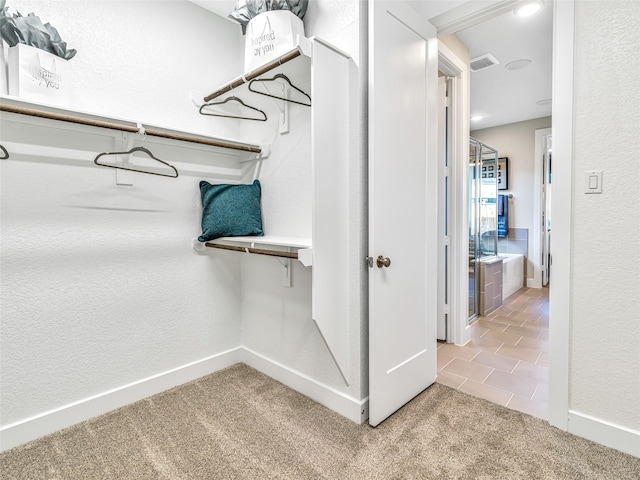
[
  {"x1": 204, "y1": 242, "x2": 298, "y2": 260},
  {"x1": 204, "y1": 48, "x2": 302, "y2": 102},
  {"x1": 0, "y1": 104, "x2": 262, "y2": 154}
]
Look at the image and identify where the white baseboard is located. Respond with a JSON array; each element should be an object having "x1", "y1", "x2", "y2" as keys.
[
  {"x1": 1, "y1": 346, "x2": 369, "y2": 453},
  {"x1": 568, "y1": 410, "x2": 640, "y2": 458},
  {"x1": 0, "y1": 347, "x2": 242, "y2": 452},
  {"x1": 527, "y1": 278, "x2": 542, "y2": 288},
  {"x1": 242, "y1": 347, "x2": 368, "y2": 424}
]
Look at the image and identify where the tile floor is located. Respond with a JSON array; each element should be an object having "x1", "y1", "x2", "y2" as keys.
[{"x1": 436, "y1": 287, "x2": 549, "y2": 420}]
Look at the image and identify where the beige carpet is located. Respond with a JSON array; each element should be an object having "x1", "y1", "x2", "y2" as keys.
[{"x1": 1, "y1": 364, "x2": 638, "y2": 479}]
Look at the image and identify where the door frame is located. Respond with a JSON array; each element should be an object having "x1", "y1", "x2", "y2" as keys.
[
  {"x1": 548, "y1": 0, "x2": 573, "y2": 430},
  {"x1": 436, "y1": 75, "x2": 448, "y2": 341},
  {"x1": 438, "y1": 41, "x2": 470, "y2": 346}
]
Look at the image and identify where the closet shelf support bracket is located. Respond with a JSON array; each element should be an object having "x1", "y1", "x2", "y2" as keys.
[
  {"x1": 191, "y1": 238, "x2": 312, "y2": 267},
  {"x1": 241, "y1": 144, "x2": 271, "y2": 163}
]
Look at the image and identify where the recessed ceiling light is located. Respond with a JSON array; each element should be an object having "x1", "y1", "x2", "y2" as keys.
[
  {"x1": 515, "y1": 0, "x2": 543, "y2": 17},
  {"x1": 505, "y1": 59, "x2": 532, "y2": 70},
  {"x1": 471, "y1": 115, "x2": 484, "y2": 122},
  {"x1": 536, "y1": 99, "x2": 552, "y2": 106}
]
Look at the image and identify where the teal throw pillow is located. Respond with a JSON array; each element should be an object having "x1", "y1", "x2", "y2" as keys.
[{"x1": 198, "y1": 179, "x2": 264, "y2": 242}]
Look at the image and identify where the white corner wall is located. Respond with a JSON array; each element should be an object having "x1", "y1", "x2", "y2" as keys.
[
  {"x1": 0, "y1": 1, "x2": 247, "y2": 451},
  {"x1": 239, "y1": 0, "x2": 368, "y2": 418},
  {"x1": 471, "y1": 116, "x2": 552, "y2": 283},
  {"x1": 569, "y1": 0, "x2": 640, "y2": 448},
  {"x1": 308, "y1": 0, "x2": 370, "y2": 402}
]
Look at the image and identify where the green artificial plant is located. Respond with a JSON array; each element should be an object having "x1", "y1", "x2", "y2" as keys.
[
  {"x1": 0, "y1": 0, "x2": 76, "y2": 60},
  {"x1": 230, "y1": 0, "x2": 308, "y2": 34}
]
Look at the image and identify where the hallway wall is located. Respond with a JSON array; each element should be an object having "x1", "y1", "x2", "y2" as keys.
[{"x1": 570, "y1": 0, "x2": 639, "y2": 434}]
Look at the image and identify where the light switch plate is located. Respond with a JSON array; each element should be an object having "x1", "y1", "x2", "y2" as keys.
[{"x1": 584, "y1": 170, "x2": 602, "y2": 194}]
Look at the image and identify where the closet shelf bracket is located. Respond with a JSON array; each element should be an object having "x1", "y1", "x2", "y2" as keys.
[
  {"x1": 204, "y1": 47, "x2": 303, "y2": 102},
  {"x1": 192, "y1": 237, "x2": 312, "y2": 267},
  {"x1": 203, "y1": 39, "x2": 312, "y2": 103}
]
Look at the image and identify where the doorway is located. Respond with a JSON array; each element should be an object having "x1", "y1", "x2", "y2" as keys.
[
  {"x1": 434, "y1": 0, "x2": 552, "y2": 324},
  {"x1": 437, "y1": 41, "x2": 470, "y2": 346},
  {"x1": 429, "y1": 0, "x2": 555, "y2": 421},
  {"x1": 414, "y1": 0, "x2": 576, "y2": 436}
]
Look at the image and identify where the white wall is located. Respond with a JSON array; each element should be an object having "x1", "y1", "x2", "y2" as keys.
[
  {"x1": 0, "y1": 0, "x2": 246, "y2": 448},
  {"x1": 240, "y1": 0, "x2": 368, "y2": 403},
  {"x1": 570, "y1": 0, "x2": 639, "y2": 433},
  {"x1": 307, "y1": 0, "x2": 368, "y2": 399},
  {"x1": 472, "y1": 116, "x2": 552, "y2": 282},
  {"x1": 2, "y1": 0, "x2": 247, "y2": 139}
]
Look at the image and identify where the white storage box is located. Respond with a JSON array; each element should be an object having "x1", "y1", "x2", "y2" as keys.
[
  {"x1": 244, "y1": 10, "x2": 305, "y2": 73},
  {"x1": 8, "y1": 43, "x2": 71, "y2": 107}
]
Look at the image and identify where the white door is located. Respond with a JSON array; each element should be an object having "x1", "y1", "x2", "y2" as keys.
[{"x1": 368, "y1": 0, "x2": 438, "y2": 426}]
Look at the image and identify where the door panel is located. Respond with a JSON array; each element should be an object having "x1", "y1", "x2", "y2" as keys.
[{"x1": 369, "y1": 0, "x2": 438, "y2": 426}]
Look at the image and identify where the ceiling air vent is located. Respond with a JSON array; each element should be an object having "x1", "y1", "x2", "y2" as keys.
[{"x1": 470, "y1": 54, "x2": 500, "y2": 73}]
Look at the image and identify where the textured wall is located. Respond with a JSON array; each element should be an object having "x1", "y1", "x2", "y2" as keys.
[
  {"x1": 305, "y1": 0, "x2": 361, "y2": 63},
  {"x1": 570, "y1": 0, "x2": 640, "y2": 430},
  {"x1": 472, "y1": 116, "x2": 552, "y2": 281},
  {"x1": 0, "y1": 1, "x2": 245, "y2": 426}
]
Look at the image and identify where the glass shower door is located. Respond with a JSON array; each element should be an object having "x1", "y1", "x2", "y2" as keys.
[
  {"x1": 469, "y1": 138, "x2": 499, "y2": 321},
  {"x1": 468, "y1": 142, "x2": 479, "y2": 319},
  {"x1": 480, "y1": 149, "x2": 498, "y2": 258}
]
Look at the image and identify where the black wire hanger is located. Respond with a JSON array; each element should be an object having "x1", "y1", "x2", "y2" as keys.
[
  {"x1": 248, "y1": 73, "x2": 311, "y2": 107},
  {"x1": 94, "y1": 146, "x2": 179, "y2": 178},
  {"x1": 0, "y1": 144, "x2": 9, "y2": 160},
  {"x1": 199, "y1": 96, "x2": 267, "y2": 121}
]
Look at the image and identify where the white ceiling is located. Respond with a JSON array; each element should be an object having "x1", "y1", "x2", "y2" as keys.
[
  {"x1": 191, "y1": 0, "x2": 553, "y2": 131},
  {"x1": 189, "y1": 0, "x2": 237, "y2": 22},
  {"x1": 411, "y1": 0, "x2": 553, "y2": 130},
  {"x1": 408, "y1": 0, "x2": 470, "y2": 20},
  {"x1": 454, "y1": 1, "x2": 553, "y2": 130}
]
